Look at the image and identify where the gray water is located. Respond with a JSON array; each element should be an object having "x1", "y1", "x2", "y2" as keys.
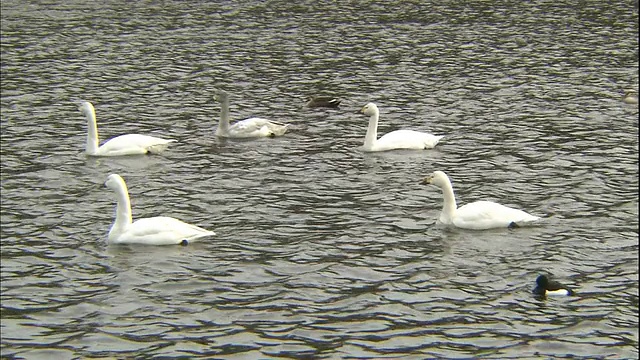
[{"x1": 1, "y1": 1, "x2": 638, "y2": 359}]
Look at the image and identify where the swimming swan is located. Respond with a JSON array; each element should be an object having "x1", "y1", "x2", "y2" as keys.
[
  {"x1": 215, "y1": 90, "x2": 289, "y2": 138},
  {"x1": 104, "y1": 174, "x2": 215, "y2": 245},
  {"x1": 79, "y1": 101, "x2": 176, "y2": 156},
  {"x1": 360, "y1": 103, "x2": 443, "y2": 152},
  {"x1": 423, "y1": 170, "x2": 540, "y2": 230}
]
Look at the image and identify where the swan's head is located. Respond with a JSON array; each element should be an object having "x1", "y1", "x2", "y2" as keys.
[
  {"x1": 216, "y1": 90, "x2": 230, "y2": 102},
  {"x1": 361, "y1": 103, "x2": 379, "y2": 116},
  {"x1": 105, "y1": 174, "x2": 127, "y2": 192},
  {"x1": 423, "y1": 170, "x2": 450, "y2": 188},
  {"x1": 623, "y1": 91, "x2": 638, "y2": 104},
  {"x1": 79, "y1": 101, "x2": 95, "y2": 115}
]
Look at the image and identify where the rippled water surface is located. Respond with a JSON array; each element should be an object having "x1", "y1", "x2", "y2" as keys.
[{"x1": 1, "y1": 1, "x2": 638, "y2": 359}]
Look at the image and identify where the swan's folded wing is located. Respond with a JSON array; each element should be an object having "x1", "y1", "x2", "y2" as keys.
[
  {"x1": 454, "y1": 201, "x2": 539, "y2": 230},
  {"x1": 99, "y1": 134, "x2": 176, "y2": 155},
  {"x1": 231, "y1": 118, "x2": 270, "y2": 131},
  {"x1": 116, "y1": 216, "x2": 214, "y2": 245},
  {"x1": 376, "y1": 130, "x2": 442, "y2": 150},
  {"x1": 229, "y1": 117, "x2": 288, "y2": 137}
]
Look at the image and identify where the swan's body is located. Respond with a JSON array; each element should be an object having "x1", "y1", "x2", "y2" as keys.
[
  {"x1": 215, "y1": 90, "x2": 289, "y2": 138},
  {"x1": 623, "y1": 91, "x2": 638, "y2": 105},
  {"x1": 79, "y1": 102, "x2": 175, "y2": 156},
  {"x1": 104, "y1": 174, "x2": 215, "y2": 245},
  {"x1": 533, "y1": 275, "x2": 574, "y2": 297},
  {"x1": 360, "y1": 103, "x2": 443, "y2": 152},
  {"x1": 305, "y1": 96, "x2": 341, "y2": 108},
  {"x1": 423, "y1": 170, "x2": 540, "y2": 230}
]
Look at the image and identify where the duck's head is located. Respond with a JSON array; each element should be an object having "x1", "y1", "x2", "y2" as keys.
[
  {"x1": 361, "y1": 103, "x2": 379, "y2": 116},
  {"x1": 535, "y1": 274, "x2": 550, "y2": 288}
]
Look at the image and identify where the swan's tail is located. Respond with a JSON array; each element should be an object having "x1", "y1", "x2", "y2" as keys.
[
  {"x1": 267, "y1": 122, "x2": 289, "y2": 137},
  {"x1": 424, "y1": 135, "x2": 444, "y2": 149},
  {"x1": 146, "y1": 139, "x2": 177, "y2": 154},
  {"x1": 511, "y1": 214, "x2": 542, "y2": 228}
]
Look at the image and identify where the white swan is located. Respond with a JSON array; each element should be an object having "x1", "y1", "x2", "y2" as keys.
[
  {"x1": 104, "y1": 174, "x2": 215, "y2": 245},
  {"x1": 79, "y1": 101, "x2": 176, "y2": 156},
  {"x1": 360, "y1": 103, "x2": 443, "y2": 152},
  {"x1": 215, "y1": 90, "x2": 289, "y2": 138},
  {"x1": 423, "y1": 171, "x2": 540, "y2": 230}
]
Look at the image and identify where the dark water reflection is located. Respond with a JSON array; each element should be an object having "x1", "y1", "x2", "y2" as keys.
[{"x1": 1, "y1": 0, "x2": 638, "y2": 358}]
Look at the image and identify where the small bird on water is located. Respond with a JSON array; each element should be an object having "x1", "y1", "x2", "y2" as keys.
[
  {"x1": 532, "y1": 274, "x2": 574, "y2": 297},
  {"x1": 622, "y1": 91, "x2": 638, "y2": 105},
  {"x1": 305, "y1": 96, "x2": 342, "y2": 108}
]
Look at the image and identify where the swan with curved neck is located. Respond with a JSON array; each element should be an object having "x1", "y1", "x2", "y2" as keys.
[
  {"x1": 80, "y1": 101, "x2": 176, "y2": 156},
  {"x1": 423, "y1": 170, "x2": 540, "y2": 230},
  {"x1": 104, "y1": 174, "x2": 215, "y2": 245},
  {"x1": 360, "y1": 103, "x2": 443, "y2": 152},
  {"x1": 215, "y1": 90, "x2": 289, "y2": 138}
]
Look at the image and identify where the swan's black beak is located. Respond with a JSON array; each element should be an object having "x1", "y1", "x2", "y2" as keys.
[{"x1": 421, "y1": 176, "x2": 433, "y2": 185}]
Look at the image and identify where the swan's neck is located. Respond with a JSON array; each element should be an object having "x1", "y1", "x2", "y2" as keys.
[
  {"x1": 85, "y1": 107, "x2": 100, "y2": 155},
  {"x1": 111, "y1": 183, "x2": 133, "y2": 236},
  {"x1": 439, "y1": 180, "x2": 458, "y2": 223},
  {"x1": 363, "y1": 111, "x2": 379, "y2": 150},
  {"x1": 216, "y1": 96, "x2": 230, "y2": 136}
]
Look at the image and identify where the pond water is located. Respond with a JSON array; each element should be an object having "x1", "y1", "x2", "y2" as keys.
[{"x1": 1, "y1": 1, "x2": 638, "y2": 358}]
